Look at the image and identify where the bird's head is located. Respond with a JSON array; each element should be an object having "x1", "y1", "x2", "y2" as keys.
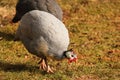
[{"x1": 64, "y1": 49, "x2": 77, "y2": 63}]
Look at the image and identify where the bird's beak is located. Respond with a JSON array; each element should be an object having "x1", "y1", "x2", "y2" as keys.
[{"x1": 68, "y1": 57, "x2": 77, "y2": 63}]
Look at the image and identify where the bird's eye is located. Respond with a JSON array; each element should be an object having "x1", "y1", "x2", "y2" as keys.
[{"x1": 71, "y1": 55, "x2": 74, "y2": 57}]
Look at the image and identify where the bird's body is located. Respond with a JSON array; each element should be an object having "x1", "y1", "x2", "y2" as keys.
[
  {"x1": 12, "y1": 0, "x2": 63, "y2": 23},
  {"x1": 15, "y1": 10, "x2": 77, "y2": 73},
  {"x1": 16, "y1": 10, "x2": 69, "y2": 60}
]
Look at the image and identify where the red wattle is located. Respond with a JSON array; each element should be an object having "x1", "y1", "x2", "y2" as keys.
[{"x1": 68, "y1": 58, "x2": 77, "y2": 63}]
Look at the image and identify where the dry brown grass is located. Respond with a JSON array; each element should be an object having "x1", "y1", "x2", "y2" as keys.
[{"x1": 0, "y1": 0, "x2": 120, "y2": 80}]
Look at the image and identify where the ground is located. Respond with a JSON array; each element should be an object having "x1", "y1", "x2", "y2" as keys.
[{"x1": 0, "y1": 0, "x2": 120, "y2": 80}]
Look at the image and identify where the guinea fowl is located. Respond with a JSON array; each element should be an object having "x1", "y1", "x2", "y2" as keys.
[
  {"x1": 15, "y1": 10, "x2": 77, "y2": 73},
  {"x1": 12, "y1": 0, "x2": 63, "y2": 23}
]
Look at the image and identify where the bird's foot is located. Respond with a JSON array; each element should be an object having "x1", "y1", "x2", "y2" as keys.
[
  {"x1": 46, "y1": 65, "x2": 54, "y2": 73},
  {"x1": 39, "y1": 59, "x2": 54, "y2": 73},
  {"x1": 39, "y1": 59, "x2": 47, "y2": 71}
]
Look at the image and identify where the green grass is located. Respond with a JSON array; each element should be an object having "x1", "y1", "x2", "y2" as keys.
[{"x1": 0, "y1": 0, "x2": 120, "y2": 80}]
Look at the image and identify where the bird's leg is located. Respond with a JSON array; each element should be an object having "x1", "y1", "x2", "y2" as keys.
[
  {"x1": 39, "y1": 58, "x2": 47, "y2": 71},
  {"x1": 46, "y1": 65, "x2": 54, "y2": 73},
  {"x1": 44, "y1": 57, "x2": 54, "y2": 73}
]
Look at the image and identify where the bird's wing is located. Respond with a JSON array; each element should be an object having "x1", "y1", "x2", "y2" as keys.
[
  {"x1": 36, "y1": 0, "x2": 63, "y2": 20},
  {"x1": 31, "y1": 11, "x2": 69, "y2": 58}
]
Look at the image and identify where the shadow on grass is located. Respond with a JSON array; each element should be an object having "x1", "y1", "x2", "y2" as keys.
[
  {"x1": 0, "y1": 31, "x2": 15, "y2": 41},
  {"x1": 0, "y1": 61, "x2": 46, "y2": 75}
]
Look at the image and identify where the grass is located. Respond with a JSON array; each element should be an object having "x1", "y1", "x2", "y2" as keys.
[{"x1": 0, "y1": 0, "x2": 120, "y2": 80}]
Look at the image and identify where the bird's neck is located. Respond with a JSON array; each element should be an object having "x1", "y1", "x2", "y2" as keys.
[{"x1": 62, "y1": 51, "x2": 68, "y2": 59}]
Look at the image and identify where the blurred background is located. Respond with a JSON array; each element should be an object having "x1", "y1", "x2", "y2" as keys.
[{"x1": 0, "y1": 0, "x2": 120, "y2": 80}]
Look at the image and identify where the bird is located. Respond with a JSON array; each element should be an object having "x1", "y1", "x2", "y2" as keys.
[
  {"x1": 15, "y1": 10, "x2": 77, "y2": 73},
  {"x1": 12, "y1": 0, "x2": 63, "y2": 23}
]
